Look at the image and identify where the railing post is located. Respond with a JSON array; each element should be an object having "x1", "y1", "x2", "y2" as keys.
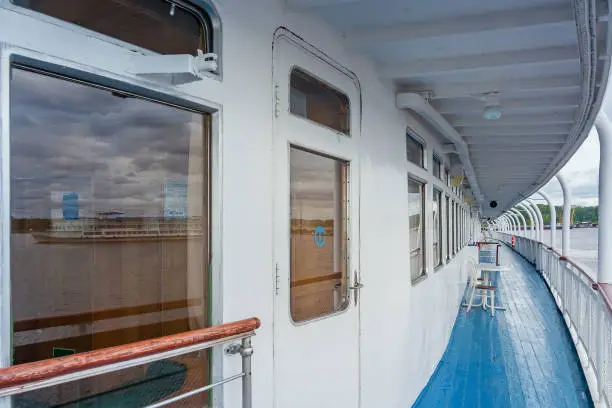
[
  {"x1": 595, "y1": 113, "x2": 612, "y2": 284},
  {"x1": 241, "y1": 337, "x2": 253, "y2": 408},
  {"x1": 556, "y1": 173, "x2": 571, "y2": 257},
  {"x1": 537, "y1": 191, "x2": 557, "y2": 250}
]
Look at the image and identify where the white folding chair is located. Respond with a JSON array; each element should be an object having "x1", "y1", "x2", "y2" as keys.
[{"x1": 464, "y1": 258, "x2": 497, "y2": 316}]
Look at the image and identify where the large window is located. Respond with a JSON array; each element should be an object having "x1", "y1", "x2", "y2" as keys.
[
  {"x1": 13, "y1": 0, "x2": 212, "y2": 56},
  {"x1": 290, "y1": 68, "x2": 350, "y2": 135},
  {"x1": 408, "y1": 178, "x2": 426, "y2": 282},
  {"x1": 406, "y1": 133, "x2": 424, "y2": 167},
  {"x1": 433, "y1": 190, "x2": 442, "y2": 268},
  {"x1": 10, "y1": 67, "x2": 211, "y2": 405},
  {"x1": 290, "y1": 147, "x2": 349, "y2": 322}
]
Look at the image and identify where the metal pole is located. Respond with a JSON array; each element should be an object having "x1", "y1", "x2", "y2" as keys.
[
  {"x1": 505, "y1": 212, "x2": 517, "y2": 235},
  {"x1": 527, "y1": 199, "x2": 544, "y2": 242},
  {"x1": 517, "y1": 203, "x2": 536, "y2": 240},
  {"x1": 521, "y1": 202, "x2": 539, "y2": 240},
  {"x1": 537, "y1": 191, "x2": 556, "y2": 250},
  {"x1": 241, "y1": 337, "x2": 253, "y2": 408},
  {"x1": 510, "y1": 208, "x2": 527, "y2": 237},
  {"x1": 556, "y1": 173, "x2": 571, "y2": 257},
  {"x1": 502, "y1": 215, "x2": 511, "y2": 233},
  {"x1": 595, "y1": 114, "x2": 612, "y2": 284}
]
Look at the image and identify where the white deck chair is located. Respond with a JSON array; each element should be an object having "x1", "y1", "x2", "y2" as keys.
[{"x1": 464, "y1": 258, "x2": 497, "y2": 316}]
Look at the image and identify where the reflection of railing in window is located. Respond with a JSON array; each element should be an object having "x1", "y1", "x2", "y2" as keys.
[{"x1": 0, "y1": 318, "x2": 261, "y2": 408}]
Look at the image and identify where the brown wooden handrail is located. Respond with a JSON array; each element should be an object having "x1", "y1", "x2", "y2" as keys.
[
  {"x1": 0, "y1": 317, "x2": 261, "y2": 390},
  {"x1": 14, "y1": 298, "x2": 203, "y2": 332}
]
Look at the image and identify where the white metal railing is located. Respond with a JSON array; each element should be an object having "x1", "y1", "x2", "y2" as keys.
[{"x1": 494, "y1": 232, "x2": 611, "y2": 408}]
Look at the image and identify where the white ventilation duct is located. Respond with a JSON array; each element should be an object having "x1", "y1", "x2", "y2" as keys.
[{"x1": 396, "y1": 92, "x2": 483, "y2": 205}]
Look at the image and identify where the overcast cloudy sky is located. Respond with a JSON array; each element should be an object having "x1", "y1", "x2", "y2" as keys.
[{"x1": 534, "y1": 127, "x2": 599, "y2": 207}]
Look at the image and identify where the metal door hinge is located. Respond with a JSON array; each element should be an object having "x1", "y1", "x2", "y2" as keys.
[
  {"x1": 274, "y1": 83, "x2": 280, "y2": 118},
  {"x1": 274, "y1": 263, "x2": 280, "y2": 295}
]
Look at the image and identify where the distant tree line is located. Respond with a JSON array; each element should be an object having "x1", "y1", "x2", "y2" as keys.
[{"x1": 515, "y1": 205, "x2": 598, "y2": 226}]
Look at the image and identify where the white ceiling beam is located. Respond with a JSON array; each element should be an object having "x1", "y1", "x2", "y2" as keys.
[
  {"x1": 346, "y1": 4, "x2": 573, "y2": 45},
  {"x1": 465, "y1": 135, "x2": 567, "y2": 144},
  {"x1": 444, "y1": 109, "x2": 574, "y2": 127},
  {"x1": 458, "y1": 124, "x2": 571, "y2": 135},
  {"x1": 468, "y1": 145, "x2": 563, "y2": 152},
  {"x1": 398, "y1": 76, "x2": 580, "y2": 100},
  {"x1": 380, "y1": 46, "x2": 578, "y2": 79},
  {"x1": 434, "y1": 94, "x2": 579, "y2": 114},
  {"x1": 286, "y1": 0, "x2": 358, "y2": 9}
]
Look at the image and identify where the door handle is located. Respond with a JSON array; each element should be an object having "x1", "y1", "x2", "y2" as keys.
[{"x1": 349, "y1": 271, "x2": 363, "y2": 306}]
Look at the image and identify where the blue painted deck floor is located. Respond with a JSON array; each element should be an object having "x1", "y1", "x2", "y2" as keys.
[{"x1": 413, "y1": 244, "x2": 592, "y2": 408}]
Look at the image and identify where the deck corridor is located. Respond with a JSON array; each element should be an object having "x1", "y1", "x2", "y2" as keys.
[{"x1": 413, "y1": 244, "x2": 592, "y2": 408}]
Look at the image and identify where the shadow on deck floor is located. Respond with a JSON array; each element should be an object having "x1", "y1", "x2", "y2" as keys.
[{"x1": 413, "y1": 244, "x2": 592, "y2": 408}]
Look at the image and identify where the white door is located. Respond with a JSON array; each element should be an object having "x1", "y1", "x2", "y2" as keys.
[{"x1": 273, "y1": 34, "x2": 361, "y2": 408}]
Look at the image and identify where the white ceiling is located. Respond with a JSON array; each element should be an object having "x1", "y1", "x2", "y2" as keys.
[{"x1": 287, "y1": 0, "x2": 611, "y2": 217}]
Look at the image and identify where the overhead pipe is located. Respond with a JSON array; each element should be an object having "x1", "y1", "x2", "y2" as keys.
[
  {"x1": 556, "y1": 173, "x2": 571, "y2": 257},
  {"x1": 537, "y1": 191, "x2": 557, "y2": 250},
  {"x1": 595, "y1": 113, "x2": 612, "y2": 284},
  {"x1": 516, "y1": 203, "x2": 536, "y2": 240},
  {"x1": 396, "y1": 93, "x2": 482, "y2": 206}
]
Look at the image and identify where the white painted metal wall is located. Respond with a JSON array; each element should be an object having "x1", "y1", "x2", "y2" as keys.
[{"x1": 0, "y1": 1, "x2": 479, "y2": 406}]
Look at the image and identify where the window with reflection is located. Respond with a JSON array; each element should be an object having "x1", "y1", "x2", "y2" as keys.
[
  {"x1": 432, "y1": 155, "x2": 441, "y2": 179},
  {"x1": 10, "y1": 67, "x2": 211, "y2": 406},
  {"x1": 13, "y1": 0, "x2": 211, "y2": 55},
  {"x1": 290, "y1": 147, "x2": 349, "y2": 322},
  {"x1": 408, "y1": 178, "x2": 425, "y2": 282},
  {"x1": 406, "y1": 133, "x2": 424, "y2": 167},
  {"x1": 290, "y1": 68, "x2": 350, "y2": 135},
  {"x1": 451, "y1": 201, "x2": 456, "y2": 255},
  {"x1": 446, "y1": 196, "x2": 450, "y2": 261},
  {"x1": 433, "y1": 190, "x2": 442, "y2": 268}
]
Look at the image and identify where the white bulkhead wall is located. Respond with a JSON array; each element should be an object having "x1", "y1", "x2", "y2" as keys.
[{"x1": 0, "y1": 0, "x2": 478, "y2": 406}]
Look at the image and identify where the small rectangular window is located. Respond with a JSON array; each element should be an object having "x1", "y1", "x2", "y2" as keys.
[
  {"x1": 290, "y1": 68, "x2": 350, "y2": 135},
  {"x1": 290, "y1": 147, "x2": 349, "y2": 322},
  {"x1": 14, "y1": 0, "x2": 210, "y2": 55},
  {"x1": 406, "y1": 134, "x2": 424, "y2": 167},
  {"x1": 452, "y1": 201, "x2": 456, "y2": 255},
  {"x1": 433, "y1": 190, "x2": 442, "y2": 268},
  {"x1": 408, "y1": 178, "x2": 426, "y2": 282},
  {"x1": 446, "y1": 196, "x2": 450, "y2": 261},
  {"x1": 445, "y1": 168, "x2": 450, "y2": 186},
  {"x1": 432, "y1": 155, "x2": 441, "y2": 179}
]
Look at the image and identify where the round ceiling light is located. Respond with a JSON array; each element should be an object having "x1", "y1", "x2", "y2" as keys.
[{"x1": 483, "y1": 105, "x2": 502, "y2": 120}]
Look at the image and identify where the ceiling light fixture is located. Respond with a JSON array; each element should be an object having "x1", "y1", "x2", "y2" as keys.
[{"x1": 481, "y1": 92, "x2": 502, "y2": 120}]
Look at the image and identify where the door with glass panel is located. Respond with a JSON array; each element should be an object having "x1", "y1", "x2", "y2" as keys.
[{"x1": 273, "y1": 35, "x2": 361, "y2": 408}]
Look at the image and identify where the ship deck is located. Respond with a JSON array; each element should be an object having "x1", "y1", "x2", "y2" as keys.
[{"x1": 413, "y1": 244, "x2": 592, "y2": 408}]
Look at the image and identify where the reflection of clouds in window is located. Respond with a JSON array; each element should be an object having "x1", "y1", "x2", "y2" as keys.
[
  {"x1": 10, "y1": 68, "x2": 203, "y2": 218},
  {"x1": 290, "y1": 149, "x2": 337, "y2": 220}
]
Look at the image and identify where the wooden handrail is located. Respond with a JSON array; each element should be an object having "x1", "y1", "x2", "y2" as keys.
[
  {"x1": 14, "y1": 298, "x2": 203, "y2": 332},
  {"x1": 0, "y1": 317, "x2": 260, "y2": 390},
  {"x1": 291, "y1": 272, "x2": 342, "y2": 287}
]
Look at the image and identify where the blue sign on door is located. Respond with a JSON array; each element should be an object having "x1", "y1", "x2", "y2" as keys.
[{"x1": 314, "y1": 226, "x2": 325, "y2": 247}]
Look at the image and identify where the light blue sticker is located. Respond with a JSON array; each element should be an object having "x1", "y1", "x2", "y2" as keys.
[{"x1": 314, "y1": 225, "x2": 325, "y2": 247}]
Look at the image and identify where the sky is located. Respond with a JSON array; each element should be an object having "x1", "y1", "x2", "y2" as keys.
[{"x1": 534, "y1": 127, "x2": 600, "y2": 207}]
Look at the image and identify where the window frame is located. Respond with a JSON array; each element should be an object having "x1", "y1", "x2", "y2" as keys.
[
  {"x1": 289, "y1": 67, "x2": 351, "y2": 136},
  {"x1": 408, "y1": 176, "x2": 427, "y2": 284},
  {"x1": 432, "y1": 154, "x2": 441, "y2": 180},
  {"x1": 446, "y1": 195, "x2": 451, "y2": 262},
  {"x1": 288, "y1": 145, "x2": 351, "y2": 323},
  {"x1": 406, "y1": 130, "x2": 425, "y2": 169},
  {"x1": 433, "y1": 189, "x2": 443, "y2": 269},
  {"x1": 0, "y1": 46, "x2": 223, "y2": 378},
  {"x1": 8, "y1": 0, "x2": 223, "y2": 75}
]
